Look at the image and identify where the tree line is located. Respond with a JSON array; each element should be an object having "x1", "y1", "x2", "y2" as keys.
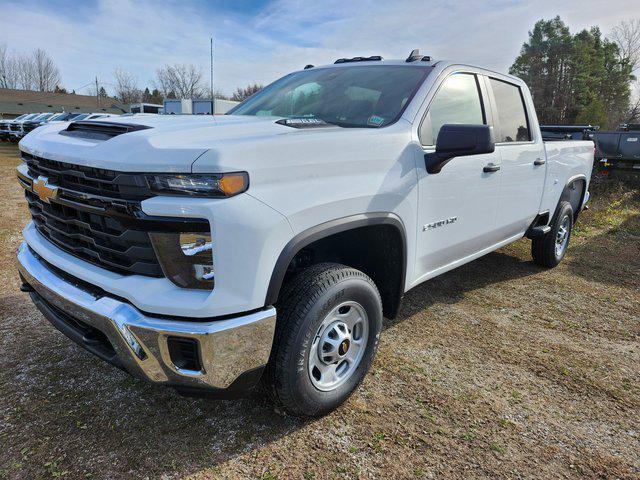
[
  {"x1": 113, "y1": 66, "x2": 263, "y2": 104},
  {"x1": 510, "y1": 17, "x2": 639, "y2": 129},
  {"x1": 0, "y1": 42, "x2": 263, "y2": 104},
  {"x1": 2, "y1": 16, "x2": 638, "y2": 125}
]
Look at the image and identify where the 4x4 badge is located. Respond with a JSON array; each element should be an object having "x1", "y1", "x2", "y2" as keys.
[{"x1": 32, "y1": 176, "x2": 59, "y2": 204}]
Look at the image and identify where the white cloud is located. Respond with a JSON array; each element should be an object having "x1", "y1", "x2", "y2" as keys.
[{"x1": 1, "y1": 0, "x2": 638, "y2": 97}]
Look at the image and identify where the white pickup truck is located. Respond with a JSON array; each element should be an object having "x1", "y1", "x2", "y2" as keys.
[{"x1": 16, "y1": 51, "x2": 593, "y2": 417}]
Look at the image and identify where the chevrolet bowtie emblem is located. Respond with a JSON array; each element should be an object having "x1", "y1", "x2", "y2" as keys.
[{"x1": 32, "y1": 176, "x2": 59, "y2": 203}]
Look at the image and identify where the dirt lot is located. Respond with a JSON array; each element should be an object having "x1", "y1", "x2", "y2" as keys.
[{"x1": 0, "y1": 142, "x2": 638, "y2": 480}]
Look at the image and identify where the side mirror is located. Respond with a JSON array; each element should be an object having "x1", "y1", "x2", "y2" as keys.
[{"x1": 424, "y1": 124, "x2": 495, "y2": 174}]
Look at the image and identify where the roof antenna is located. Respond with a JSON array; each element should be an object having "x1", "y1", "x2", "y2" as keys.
[
  {"x1": 406, "y1": 49, "x2": 430, "y2": 62},
  {"x1": 406, "y1": 49, "x2": 421, "y2": 62}
]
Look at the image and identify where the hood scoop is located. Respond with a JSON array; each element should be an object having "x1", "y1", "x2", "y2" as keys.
[{"x1": 59, "y1": 121, "x2": 152, "y2": 141}]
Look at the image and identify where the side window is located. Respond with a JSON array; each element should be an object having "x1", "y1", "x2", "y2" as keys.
[
  {"x1": 489, "y1": 78, "x2": 531, "y2": 142},
  {"x1": 419, "y1": 73, "x2": 484, "y2": 145}
]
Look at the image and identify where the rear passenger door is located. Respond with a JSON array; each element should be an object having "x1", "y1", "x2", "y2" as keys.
[{"x1": 485, "y1": 77, "x2": 546, "y2": 238}]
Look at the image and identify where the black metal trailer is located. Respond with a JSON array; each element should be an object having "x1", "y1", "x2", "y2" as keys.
[
  {"x1": 541, "y1": 124, "x2": 640, "y2": 175},
  {"x1": 592, "y1": 125, "x2": 640, "y2": 174}
]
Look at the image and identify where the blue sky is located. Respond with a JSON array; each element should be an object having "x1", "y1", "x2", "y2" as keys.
[{"x1": 1, "y1": 0, "x2": 638, "y2": 96}]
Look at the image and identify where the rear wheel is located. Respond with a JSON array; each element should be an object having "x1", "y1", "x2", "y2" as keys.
[
  {"x1": 267, "y1": 263, "x2": 382, "y2": 417},
  {"x1": 532, "y1": 201, "x2": 573, "y2": 268}
]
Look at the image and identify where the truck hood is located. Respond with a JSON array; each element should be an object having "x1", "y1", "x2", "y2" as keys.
[{"x1": 19, "y1": 115, "x2": 339, "y2": 172}]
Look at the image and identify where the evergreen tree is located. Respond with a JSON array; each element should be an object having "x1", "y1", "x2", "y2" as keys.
[{"x1": 510, "y1": 16, "x2": 633, "y2": 128}]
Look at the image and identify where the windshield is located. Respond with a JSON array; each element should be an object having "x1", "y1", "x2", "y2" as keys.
[
  {"x1": 32, "y1": 113, "x2": 54, "y2": 122},
  {"x1": 229, "y1": 65, "x2": 431, "y2": 128},
  {"x1": 73, "y1": 114, "x2": 89, "y2": 121},
  {"x1": 19, "y1": 114, "x2": 38, "y2": 122},
  {"x1": 47, "y1": 113, "x2": 66, "y2": 121}
]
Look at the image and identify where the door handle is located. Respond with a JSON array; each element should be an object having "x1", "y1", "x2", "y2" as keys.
[
  {"x1": 534, "y1": 158, "x2": 546, "y2": 166},
  {"x1": 483, "y1": 164, "x2": 500, "y2": 173}
]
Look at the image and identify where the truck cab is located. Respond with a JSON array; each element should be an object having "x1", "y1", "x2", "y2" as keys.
[{"x1": 16, "y1": 52, "x2": 593, "y2": 417}]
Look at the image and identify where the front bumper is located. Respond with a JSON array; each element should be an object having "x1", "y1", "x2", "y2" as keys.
[{"x1": 17, "y1": 242, "x2": 276, "y2": 395}]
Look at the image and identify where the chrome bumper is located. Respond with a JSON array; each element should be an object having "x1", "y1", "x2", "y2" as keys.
[{"x1": 17, "y1": 242, "x2": 276, "y2": 392}]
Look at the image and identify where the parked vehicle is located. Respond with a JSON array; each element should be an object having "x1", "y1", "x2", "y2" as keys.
[
  {"x1": 592, "y1": 124, "x2": 640, "y2": 174},
  {"x1": 20, "y1": 113, "x2": 59, "y2": 137},
  {"x1": 16, "y1": 52, "x2": 593, "y2": 417},
  {"x1": 74, "y1": 112, "x2": 117, "y2": 121},
  {"x1": 3, "y1": 113, "x2": 40, "y2": 142},
  {"x1": 0, "y1": 113, "x2": 31, "y2": 141},
  {"x1": 47, "y1": 112, "x2": 84, "y2": 123},
  {"x1": 17, "y1": 113, "x2": 119, "y2": 140}
]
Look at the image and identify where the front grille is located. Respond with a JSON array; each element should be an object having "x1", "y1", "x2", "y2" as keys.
[
  {"x1": 23, "y1": 123, "x2": 39, "y2": 133},
  {"x1": 25, "y1": 189, "x2": 164, "y2": 276},
  {"x1": 22, "y1": 151, "x2": 153, "y2": 200},
  {"x1": 10, "y1": 124, "x2": 20, "y2": 131},
  {"x1": 19, "y1": 153, "x2": 209, "y2": 278}
]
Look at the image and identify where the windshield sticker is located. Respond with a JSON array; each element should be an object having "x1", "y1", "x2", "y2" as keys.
[{"x1": 367, "y1": 115, "x2": 384, "y2": 126}]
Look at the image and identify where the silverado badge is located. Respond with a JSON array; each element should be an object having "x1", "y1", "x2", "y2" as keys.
[
  {"x1": 33, "y1": 176, "x2": 59, "y2": 204},
  {"x1": 423, "y1": 216, "x2": 458, "y2": 231}
]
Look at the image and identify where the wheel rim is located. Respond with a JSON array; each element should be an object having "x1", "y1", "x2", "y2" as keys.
[
  {"x1": 308, "y1": 301, "x2": 369, "y2": 392},
  {"x1": 555, "y1": 214, "x2": 571, "y2": 257}
]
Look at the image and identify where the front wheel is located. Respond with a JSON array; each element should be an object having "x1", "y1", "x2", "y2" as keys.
[
  {"x1": 267, "y1": 263, "x2": 382, "y2": 417},
  {"x1": 532, "y1": 201, "x2": 573, "y2": 268}
]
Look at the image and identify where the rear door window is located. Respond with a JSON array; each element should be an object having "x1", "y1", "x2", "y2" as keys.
[
  {"x1": 489, "y1": 78, "x2": 531, "y2": 142},
  {"x1": 420, "y1": 73, "x2": 485, "y2": 145}
]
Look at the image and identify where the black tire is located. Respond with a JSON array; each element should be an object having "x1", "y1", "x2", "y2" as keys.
[
  {"x1": 532, "y1": 201, "x2": 573, "y2": 268},
  {"x1": 267, "y1": 263, "x2": 383, "y2": 417}
]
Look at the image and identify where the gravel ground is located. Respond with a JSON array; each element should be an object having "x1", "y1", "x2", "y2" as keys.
[{"x1": 0, "y1": 143, "x2": 638, "y2": 479}]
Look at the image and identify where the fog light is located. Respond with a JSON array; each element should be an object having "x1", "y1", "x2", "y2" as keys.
[{"x1": 149, "y1": 232, "x2": 214, "y2": 289}]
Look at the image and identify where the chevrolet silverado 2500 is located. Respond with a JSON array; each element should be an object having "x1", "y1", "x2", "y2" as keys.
[{"x1": 16, "y1": 52, "x2": 594, "y2": 417}]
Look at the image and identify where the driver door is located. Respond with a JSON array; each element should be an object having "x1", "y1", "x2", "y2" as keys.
[{"x1": 414, "y1": 72, "x2": 502, "y2": 282}]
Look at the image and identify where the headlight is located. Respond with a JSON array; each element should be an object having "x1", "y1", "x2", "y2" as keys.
[
  {"x1": 149, "y1": 232, "x2": 214, "y2": 289},
  {"x1": 146, "y1": 172, "x2": 249, "y2": 197}
]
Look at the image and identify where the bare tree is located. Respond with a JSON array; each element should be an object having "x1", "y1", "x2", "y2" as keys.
[
  {"x1": 0, "y1": 44, "x2": 18, "y2": 89},
  {"x1": 611, "y1": 19, "x2": 640, "y2": 72},
  {"x1": 627, "y1": 81, "x2": 640, "y2": 123},
  {"x1": 231, "y1": 83, "x2": 263, "y2": 102},
  {"x1": 114, "y1": 68, "x2": 141, "y2": 104},
  {"x1": 16, "y1": 54, "x2": 36, "y2": 90},
  {"x1": 0, "y1": 45, "x2": 35, "y2": 90},
  {"x1": 32, "y1": 48, "x2": 60, "y2": 91},
  {"x1": 155, "y1": 64, "x2": 205, "y2": 99}
]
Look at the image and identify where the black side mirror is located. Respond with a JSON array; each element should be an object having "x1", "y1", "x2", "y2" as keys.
[{"x1": 424, "y1": 124, "x2": 495, "y2": 174}]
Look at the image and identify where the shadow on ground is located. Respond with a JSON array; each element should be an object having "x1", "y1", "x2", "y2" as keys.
[{"x1": 392, "y1": 249, "x2": 542, "y2": 325}]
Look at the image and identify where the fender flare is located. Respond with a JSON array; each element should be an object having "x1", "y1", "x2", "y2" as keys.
[{"x1": 265, "y1": 212, "x2": 407, "y2": 306}]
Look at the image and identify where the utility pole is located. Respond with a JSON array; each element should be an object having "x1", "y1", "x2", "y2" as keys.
[
  {"x1": 95, "y1": 76, "x2": 100, "y2": 108},
  {"x1": 210, "y1": 37, "x2": 214, "y2": 113}
]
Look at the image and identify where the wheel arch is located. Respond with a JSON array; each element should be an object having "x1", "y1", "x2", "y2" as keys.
[
  {"x1": 265, "y1": 213, "x2": 407, "y2": 318},
  {"x1": 559, "y1": 174, "x2": 587, "y2": 222}
]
